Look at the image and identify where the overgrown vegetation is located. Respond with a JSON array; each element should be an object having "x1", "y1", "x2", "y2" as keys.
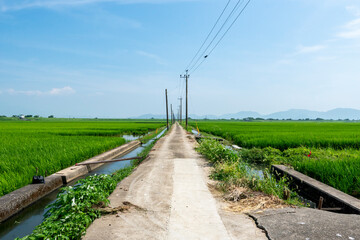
[
  {"x1": 16, "y1": 168, "x2": 134, "y2": 240},
  {"x1": 197, "y1": 139, "x2": 300, "y2": 205},
  {"x1": 0, "y1": 120, "x2": 165, "y2": 197}
]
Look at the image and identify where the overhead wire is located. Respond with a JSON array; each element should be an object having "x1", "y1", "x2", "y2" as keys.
[
  {"x1": 207, "y1": 0, "x2": 251, "y2": 57},
  {"x1": 185, "y1": 0, "x2": 231, "y2": 72},
  {"x1": 187, "y1": 0, "x2": 245, "y2": 72},
  {"x1": 190, "y1": 0, "x2": 251, "y2": 74}
]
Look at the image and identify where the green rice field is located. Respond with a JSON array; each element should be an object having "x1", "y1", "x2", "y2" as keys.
[
  {"x1": 191, "y1": 120, "x2": 360, "y2": 198},
  {"x1": 0, "y1": 119, "x2": 165, "y2": 197}
]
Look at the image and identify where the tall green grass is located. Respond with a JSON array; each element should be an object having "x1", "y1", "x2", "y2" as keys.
[
  {"x1": 0, "y1": 120, "x2": 165, "y2": 197},
  {"x1": 191, "y1": 121, "x2": 360, "y2": 198},
  {"x1": 192, "y1": 121, "x2": 360, "y2": 150}
]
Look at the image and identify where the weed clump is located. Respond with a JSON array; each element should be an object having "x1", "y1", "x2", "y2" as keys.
[{"x1": 197, "y1": 139, "x2": 301, "y2": 205}]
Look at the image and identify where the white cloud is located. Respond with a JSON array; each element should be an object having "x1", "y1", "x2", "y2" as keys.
[
  {"x1": 296, "y1": 45, "x2": 326, "y2": 54},
  {"x1": 337, "y1": 17, "x2": 360, "y2": 39},
  {"x1": 6, "y1": 86, "x2": 75, "y2": 96},
  {"x1": 136, "y1": 50, "x2": 167, "y2": 65},
  {"x1": 49, "y1": 86, "x2": 75, "y2": 95},
  {"x1": 0, "y1": 0, "x2": 195, "y2": 12},
  {"x1": 346, "y1": 5, "x2": 360, "y2": 17}
]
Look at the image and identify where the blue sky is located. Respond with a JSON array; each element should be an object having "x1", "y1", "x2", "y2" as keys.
[{"x1": 1, "y1": 0, "x2": 360, "y2": 118}]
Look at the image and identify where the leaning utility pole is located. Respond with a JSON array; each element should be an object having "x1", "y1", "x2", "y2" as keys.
[
  {"x1": 165, "y1": 89, "x2": 169, "y2": 130},
  {"x1": 178, "y1": 97, "x2": 182, "y2": 124},
  {"x1": 180, "y1": 70, "x2": 190, "y2": 128}
]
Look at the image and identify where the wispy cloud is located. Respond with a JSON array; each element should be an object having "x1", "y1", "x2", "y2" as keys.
[
  {"x1": 7, "y1": 86, "x2": 75, "y2": 96},
  {"x1": 0, "y1": 0, "x2": 195, "y2": 12},
  {"x1": 136, "y1": 50, "x2": 167, "y2": 65},
  {"x1": 295, "y1": 45, "x2": 326, "y2": 54},
  {"x1": 337, "y1": 18, "x2": 360, "y2": 39}
]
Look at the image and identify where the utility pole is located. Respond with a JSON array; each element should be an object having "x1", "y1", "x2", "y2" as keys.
[
  {"x1": 180, "y1": 70, "x2": 190, "y2": 129},
  {"x1": 170, "y1": 104, "x2": 173, "y2": 124},
  {"x1": 178, "y1": 97, "x2": 182, "y2": 124},
  {"x1": 165, "y1": 89, "x2": 169, "y2": 130}
]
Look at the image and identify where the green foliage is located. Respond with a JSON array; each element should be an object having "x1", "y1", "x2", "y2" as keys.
[
  {"x1": 191, "y1": 121, "x2": 360, "y2": 150},
  {"x1": 192, "y1": 121, "x2": 360, "y2": 198},
  {"x1": 240, "y1": 148, "x2": 265, "y2": 164},
  {"x1": 0, "y1": 120, "x2": 165, "y2": 197},
  {"x1": 16, "y1": 166, "x2": 134, "y2": 240},
  {"x1": 197, "y1": 139, "x2": 300, "y2": 204},
  {"x1": 196, "y1": 139, "x2": 239, "y2": 164}
]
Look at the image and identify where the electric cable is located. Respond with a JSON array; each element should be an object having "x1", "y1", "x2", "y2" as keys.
[
  {"x1": 187, "y1": 0, "x2": 245, "y2": 72},
  {"x1": 185, "y1": 0, "x2": 231, "y2": 72},
  {"x1": 190, "y1": 0, "x2": 251, "y2": 74}
]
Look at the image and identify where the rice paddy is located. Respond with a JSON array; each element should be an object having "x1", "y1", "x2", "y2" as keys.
[
  {"x1": 0, "y1": 119, "x2": 165, "y2": 197},
  {"x1": 191, "y1": 120, "x2": 360, "y2": 198}
]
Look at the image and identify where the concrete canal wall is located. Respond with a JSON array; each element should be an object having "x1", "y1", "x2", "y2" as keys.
[
  {"x1": 272, "y1": 164, "x2": 360, "y2": 214},
  {"x1": 0, "y1": 140, "x2": 141, "y2": 223}
]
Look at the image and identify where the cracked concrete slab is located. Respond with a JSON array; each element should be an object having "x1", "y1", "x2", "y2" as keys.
[{"x1": 248, "y1": 208, "x2": 360, "y2": 240}]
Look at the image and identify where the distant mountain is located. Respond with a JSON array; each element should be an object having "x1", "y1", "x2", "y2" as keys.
[
  {"x1": 220, "y1": 111, "x2": 262, "y2": 119},
  {"x1": 322, "y1": 108, "x2": 360, "y2": 120},
  {"x1": 265, "y1": 109, "x2": 321, "y2": 120},
  {"x1": 136, "y1": 108, "x2": 360, "y2": 120},
  {"x1": 266, "y1": 108, "x2": 360, "y2": 120},
  {"x1": 137, "y1": 114, "x2": 165, "y2": 119}
]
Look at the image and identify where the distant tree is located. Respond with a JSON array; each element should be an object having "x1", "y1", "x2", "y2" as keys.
[
  {"x1": 316, "y1": 118, "x2": 324, "y2": 121},
  {"x1": 25, "y1": 115, "x2": 33, "y2": 118},
  {"x1": 243, "y1": 117, "x2": 254, "y2": 122},
  {"x1": 255, "y1": 118, "x2": 264, "y2": 120},
  {"x1": 34, "y1": 115, "x2": 40, "y2": 118},
  {"x1": 48, "y1": 115, "x2": 54, "y2": 118},
  {"x1": 12, "y1": 115, "x2": 17, "y2": 118}
]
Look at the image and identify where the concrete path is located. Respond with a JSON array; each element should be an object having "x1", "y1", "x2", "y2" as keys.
[
  {"x1": 248, "y1": 208, "x2": 360, "y2": 240},
  {"x1": 84, "y1": 123, "x2": 266, "y2": 240}
]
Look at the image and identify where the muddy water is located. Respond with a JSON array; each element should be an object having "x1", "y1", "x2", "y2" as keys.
[{"x1": 0, "y1": 130, "x2": 166, "y2": 240}]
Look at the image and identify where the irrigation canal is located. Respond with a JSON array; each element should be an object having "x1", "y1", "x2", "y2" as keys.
[{"x1": 0, "y1": 130, "x2": 166, "y2": 240}]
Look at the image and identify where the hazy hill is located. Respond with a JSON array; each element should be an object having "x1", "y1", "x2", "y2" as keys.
[{"x1": 137, "y1": 108, "x2": 360, "y2": 120}]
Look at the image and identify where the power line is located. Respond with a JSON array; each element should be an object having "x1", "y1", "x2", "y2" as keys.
[
  {"x1": 190, "y1": 0, "x2": 252, "y2": 74},
  {"x1": 185, "y1": 0, "x2": 231, "y2": 72},
  {"x1": 208, "y1": 0, "x2": 252, "y2": 57},
  {"x1": 188, "y1": 0, "x2": 245, "y2": 72}
]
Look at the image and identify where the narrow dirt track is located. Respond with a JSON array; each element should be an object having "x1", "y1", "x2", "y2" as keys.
[{"x1": 84, "y1": 123, "x2": 266, "y2": 240}]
